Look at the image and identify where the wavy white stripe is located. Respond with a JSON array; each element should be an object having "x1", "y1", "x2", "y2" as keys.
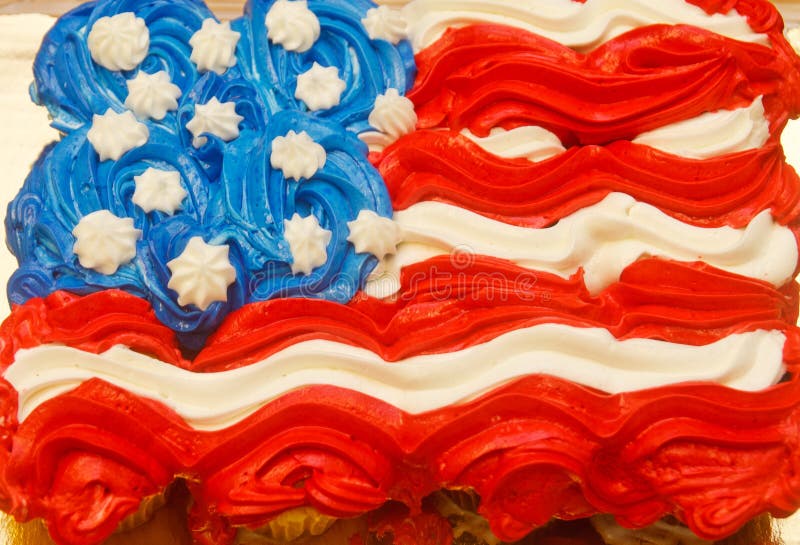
[
  {"x1": 4, "y1": 327, "x2": 785, "y2": 431},
  {"x1": 401, "y1": 0, "x2": 769, "y2": 53},
  {"x1": 459, "y1": 98, "x2": 771, "y2": 162},
  {"x1": 632, "y1": 96, "x2": 770, "y2": 159},
  {"x1": 365, "y1": 193, "x2": 797, "y2": 297}
]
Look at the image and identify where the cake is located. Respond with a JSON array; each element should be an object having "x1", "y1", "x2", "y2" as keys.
[{"x1": 1, "y1": 0, "x2": 799, "y2": 544}]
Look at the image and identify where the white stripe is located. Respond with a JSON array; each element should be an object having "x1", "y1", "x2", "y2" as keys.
[
  {"x1": 459, "y1": 98, "x2": 770, "y2": 162},
  {"x1": 365, "y1": 193, "x2": 797, "y2": 298},
  {"x1": 4, "y1": 327, "x2": 785, "y2": 431},
  {"x1": 402, "y1": 0, "x2": 769, "y2": 53}
]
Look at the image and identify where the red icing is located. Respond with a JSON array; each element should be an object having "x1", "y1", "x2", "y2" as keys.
[
  {"x1": 377, "y1": 134, "x2": 800, "y2": 229},
  {"x1": 0, "y1": 257, "x2": 799, "y2": 544},
  {"x1": 409, "y1": 24, "x2": 800, "y2": 144}
]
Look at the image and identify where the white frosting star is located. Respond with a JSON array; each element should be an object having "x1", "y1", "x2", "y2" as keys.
[
  {"x1": 87, "y1": 109, "x2": 149, "y2": 161},
  {"x1": 359, "y1": 89, "x2": 417, "y2": 152},
  {"x1": 167, "y1": 237, "x2": 237, "y2": 310},
  {"x1": 186, "y1": 97, "x2": 244, "y2": 148},
  {"x1": 132, "y1": 168, "x2": 188, "y2": 214},
  {"x1": 189, "y1": 19, "x2": 241, "y2": 75},
  {"x1": 295, "y1": 63, "x2": 346, "y2": 112},
  {"x1": 265, "y1": 0, "x2": 321, "y2": 53},
  {"x1": 347, "y1": 210, "x2": 402, "y2": 260},
  {"x1": 283, "y1": 213, "x2": 332, "y2": 275},
  {"x1": 87, "y1": 12, "x2": 150, "y2": 72},
  {"x1": 362, "y1": 6, "x2": 408, "y2": 44},
  {"x1": 72, "y1": 210, "x2": 141, "y2": 275},
  {"x1": 270, "y1": 130, "x2": 326, "y2": 181},
  {"x1": 124, "y1": 71, "x2": 182, "y2": 120}
]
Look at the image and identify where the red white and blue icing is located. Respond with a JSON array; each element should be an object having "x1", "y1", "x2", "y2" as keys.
[{"x1": 3, "y1": 1, "x2": 800, "y2": 545}]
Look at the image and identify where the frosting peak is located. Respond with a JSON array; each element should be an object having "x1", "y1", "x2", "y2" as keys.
[
  {"x1": 186, "y1": 97, "x2": 243, "y2": 148},
  {"x1": 265, "y1": 0, "x2": 321, "y2": 53},
  {"x1": 72, "y1": 210, "x2": 141, "y2": 275},
  {"x1": 270, "y1": 130, "x2": 327, "y2": 181},
  {"x1": 167, "y1": 237, "x2": 237, "y2": 310},
  {"x1": 295, "y1": 63, "x2": 346, "y2": 112},
  {"x1": 362, "y1": 6, "x2": 408, "y2": 44},
  {"x1": 87, "y1": 109, "x2": 149, "y2": 161},
  {"x1": 189, "y1": 19, "x2": 241, "y2": 75},
  {"x1": 283, "y1": 213, "x2": 332, "y2": 275},
  {"x1": 87, "y1": 12, "x2": 150, "y2": 71},
  {"x1": 124, "y1": 71, "x2": 182, "y2": 120}
]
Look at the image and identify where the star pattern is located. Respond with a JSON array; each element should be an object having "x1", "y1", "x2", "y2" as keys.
[
  {"x1": 125, "y1": 71, "x2": 182, "y2": 120},
  {"x1": 186, "y1": 97, "x2": 244, "y2": 148},
  {"x1": 132, "y1": 168, "x2": 188, "y2": 214},
  {"x1": 295, "y1": 62, "x2": 346, "y2": 111},
  {"x1": 347, "y1": 210, "x2": 402, "y2": 260},
  {"x1": 87, "y1": 109, "x2": 150, "y2": 161},
  {"x1": 167, "y1": 237, "x2": 237, "y2": 310},
  {"x1": 72, "y1": 210, "x2": 142, "y2": 275},
  {"x1": 284, "y1": 213, "x2": 332, "y2": 275},
  {"x1": 189, "y1": 19, "x2": 241, "y2": 75}
]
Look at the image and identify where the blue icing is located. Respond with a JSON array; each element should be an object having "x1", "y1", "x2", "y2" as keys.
[
  {"x1": 32, "y1": 0, "x2": 215, "y2": 132},
  {"x1": 10, "y1": 0, "x2": 415, "y2": 349},
  {"x1": 237, "y1": 0, "x2": 416, "y2": 134}
]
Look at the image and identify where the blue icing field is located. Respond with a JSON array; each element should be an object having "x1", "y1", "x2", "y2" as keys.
[{"x1": 8, "y1": 0, "x2": 416, "y2": 349}]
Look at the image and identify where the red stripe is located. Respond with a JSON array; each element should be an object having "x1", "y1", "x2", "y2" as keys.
[
  {"x1": 2, "y1": 375, "x2": 800, "y2": 544},
  {"x1": 409, "y1": 24, "x2": 800, "y2": 144},
  {"x1": 377, "y1": 133, "x2": 800, "y2": 229},
  {"x1": 0, "y1": 259, "x2": 796, "y2": 373}
]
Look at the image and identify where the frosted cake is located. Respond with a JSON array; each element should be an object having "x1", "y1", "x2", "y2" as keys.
[{"x1": 1, "y1": 0, "x2": 800, "y2": 544}]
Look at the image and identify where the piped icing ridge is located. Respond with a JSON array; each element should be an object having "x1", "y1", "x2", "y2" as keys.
[{"x1": 4, "y1": 0, "x2": 800, "y2": 544}]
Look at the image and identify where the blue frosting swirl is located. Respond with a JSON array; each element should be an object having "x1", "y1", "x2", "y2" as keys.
[
  {"x1": 237, "y1": 0, "x2": 416, "y2": 134},
  {"x1": 9, "y1": 0, "x2": 414, "y2": 349},
  {"x1": 31, "y1": 0, "x2": 215, "y2": 132}
]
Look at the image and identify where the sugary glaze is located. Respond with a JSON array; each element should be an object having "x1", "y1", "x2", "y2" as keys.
[{"x1": 1, "y1": 1, "x2": 800, "y2": 545}]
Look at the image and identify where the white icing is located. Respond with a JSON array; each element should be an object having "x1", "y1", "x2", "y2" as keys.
[
  {"x1": 359, "y1": 88, "x2": 417, "y2": 152},
  {"x1": 788, "y1": 27, "x2": 800, "y2": 55},
  {"x1": 4, "y1": 327, "x2": 785, "y2": 431},
  {"x1": 186, "y1": 97, "x2": 244, "y2": 148},
  {"x1": 362, "y1": 5, "x2": 408, "y2": 44},
  {"x1": 189, "y1": 19, "x2": 241, "y2": 75},
  {"x1": 461, "y1": 126, "x2": 566, "y2": 162},
  {"x1": 87, "y1": 109, "x2": 149, "y2": 161},
  {"x1": 167, "y1": 236, "x2": 237, "y2": 310},
  {"x1": 295, "y1": 62, "x2": 346, "y2": 112},
  {"x1": 632, "y1": 97, "x2": 770, "y2": 159},
  {"x1": 270, "y1": 130, "x2": 327, "y2": 180},
  {"x1": 87, "y1": 12, "x2": 150, "y2": 71},
  {"x1": 401, "y1": 0, "x2": 769, "y2": 53},
  {"x1": 591, "y1": 515, "x2": 713, "y2": 545},
  {"x1": 283, "y1": 213, "x2": 332, "y2": 275},
  {"x1": 369, "y1": 193, "x2": 797, "y2": 297},
  {"x1": 265, "y1": 0, "x2": 321, "y2": 53},
  {"x1": 132, "y1": 168, "x2": 188, "y2": 215},
  {"x1": 347, "y1": 210, "x2": 402, "y2": 259},
  {"x1": 124, "y1": 71, "x2": 182, "y2": 121},
  {"x1": 72, "y1": 210, "x2": 141, "y2": 275}
]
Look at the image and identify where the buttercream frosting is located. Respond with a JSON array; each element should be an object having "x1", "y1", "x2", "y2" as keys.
[
  {"x1": 124, "y1": 71, "x2": 182, "y2": 121},
  {"x1": 186, "y1": 97, "x2": 244, "y2": 148},
  {"x1": 265, "y1": 0, "x2": 321, "y2": 53},
  {"x1": 460, "y1": 126, "x2": 566, "y2": 162},
  {"x1": 87, "y1": 109, "x2": 149, "y2": 161},
  {"x1": 72, "y1": 210, "x2": 141, "y2": 275},
  {"x1": 294, "y1": 62, "x2": 346, "y2": 112},
  {"x1": 86, "y1": 12, "x2": 149, "y2": 71},
  {"x1": 269, "y1": 130, "x2": 327, "y2": 180},
  {"x1": 189, "y1": 18, "x2": 241, "y2": 75},
  {"x1": 132, "y1": 168, "x2": 188, "y2": 215},
  {"x1": 362, "y1": 5, "x2": 408, "y2": 44},
  {"x1": 167, "y1": 237, "x2": 237, "y2": 310},
  {"x1": 283, "y1": 213, "x2": 333, "y2": 275},
  {"x1": 347, "y1": 210, "x2": 402, "y2": 259}
]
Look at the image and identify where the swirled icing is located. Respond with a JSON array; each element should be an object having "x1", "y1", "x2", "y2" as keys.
[
  {"x1": 72, "y1": 210, "x2": 141, "y2": 275},
  {"x1": 283, "y1": 213, "x2": 332, "y2": 274},
  {"x1": 124, "y1": 71, "x2": 182, "y2": 120},
  {"x1": 460, "y1": 126, "x2": 566, "y2": 162},
  {"x1": 87, "y1": 109, "x2": 149, "y2": 161},
  {"x1": 86, "y1": 12, "x2": 149, "y2": 71},
  {"x1": 167, "y1": 237, "x2": 238, "y2": 310},
  {"x1": 264, "y1": 0, "x2": 321, "y2": 52},
  {"x1": 189, "y1": 19, "x2": 240, "y2": 75},
  {"x1": 294, "y1": 63, "x2": 346, "y2": 111}
]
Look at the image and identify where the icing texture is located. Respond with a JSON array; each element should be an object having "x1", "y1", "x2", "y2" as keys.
[
  {"x1": 4, "y1": 0, "x2": 800, "y2": 544},
  {"x1": 237, "y1": 0, "x2": 416, "y2": 134}
]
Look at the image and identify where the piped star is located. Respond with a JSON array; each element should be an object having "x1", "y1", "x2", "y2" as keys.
[
  {"x1": 72, "y1": 210, "x2": 142, "y2": 275},
  {"x1": 186, "y1": 97, "x2": 244, "y2": 148},
  {"x1": 125, "y1": 71, "x2": 182, "y2": 120},
  {"x1": 167, "y1": 237, "x2": 237, "y2": 311},
  {"x1": 295, "y1": 62, "x2": 346, "y2": 112},
  {"x1": 87, "y1": 109, "x2": 149, "y2": 161},
  {"x1": 347, "y1": 210, "x2": 402, "y2": 260},
  {"x1": 362, "y1": 6, "x2": 408, "y2": 44},
  {"x1": 189, "y1": 19, "x2": 241, "y2": 75},
  {"x1": 132, "y1": 168, "x2": 188, "y2": 214},
  {"x1": 270, "y1": 130, "x2": 326, "y2": 181},
  {"x1": 87, "y1": 12, "x2": 150, "y2": 71},
  {"x1": 265, "y1": 0, "x2": 320, "y2": 53},
  {"x1": 283, "y1": 213, "x2": 332, "y2": 275}
]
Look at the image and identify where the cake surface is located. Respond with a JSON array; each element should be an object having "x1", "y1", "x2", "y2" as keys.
[{"x1": 1, "y1": 1, "x2": 800, "y2": 544}]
